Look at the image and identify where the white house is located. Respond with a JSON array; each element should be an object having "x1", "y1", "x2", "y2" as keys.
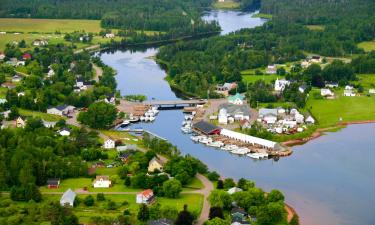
[
  {"x1": 0, "y1": 98, "x2": 7, "y2": 104},
  {"x1": 47, "y1": 69, "x2": 55, "y2": 78},
  {"x1": 325, "y1": 82, "x2": 339, "y2": 88},
  {"x1": 103, "y1": 139, "x2": 115, "y2": 149},
  {"x1": 321, "y1": 89, "x2": 334, "y2": 97},
  {"x1": 136, "y1": 189, "x2": 154, "y2": 204},
  {"x1": 12, "y1": 75, "x2": 22, "y2": 82},
  {"x1": 105, "y1": 33, "x2": 115, "y2": 38},
  {"x1": 305, "y1": 116, "x2": 315, "y2": 124},
  {"x1": 228, "y1": 93, "x2": 244, "y2": 105},
  {"x1": 343, "y1": 89, "x2": 356, "y2": 97},
  {"x1": 42, "y1": 120, "x2": 57, "y2": 128},
  {"x1": 0, "y1": 52, "x2": 5, "y2": 60},
  {"x1": 298, "y1": 85, "x2": 307, "y2": 93},
  {"x1": 47, "y1": 105, "x2": 75, "y2": 116},
  {"x1": 266, "y1": 65, "x2": 277, "y2": 74},
  {"x1": 93, "y1": 175, "x2": 112, "y2": 188},
  {"x1": 33, "y1": 39, "x2": 48, "y2": 46},
  {"x1": 295, "y1": 113, "x2": 305, "y2": 124},
  {"x1": 227, "y1": 187, "x2": 243, "y2": 195},
  {"x1": 369, "y1": 89, "x2": 375, "y2": 94},
  {"x1": 263, "y1": 114, "x2": 277, "y2": 124},
  {"x1": 60, "y1": 189, "x2": 76, "y2": 207},
  {"x1": 345, "y1": 85, "x2": 354, "y2": 90},
  {"x1": 218, "y1": 108, "x2": 228, "y2": 125},
  {"x1": 274, "y1": 78, "x2": 290, "y2": 92},
  {"x1": 58, "y1": 128, "x2": 71, "y2": 136}
]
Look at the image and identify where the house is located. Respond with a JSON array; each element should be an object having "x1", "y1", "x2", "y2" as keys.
[
  {"x1": 136, "y1": 189, "x2": 155, "y2": 204},
  {"x1": 0, "y1": 52, "x2": 5, "y2": 60},
  {"x1": 298, "y1": 85, "x2": 307, "y2": 93},
  {"x1": 231, "y1": 207, "x2": 248, "y2": 222},
  {"x1": 295, "y1": 113, "x2": 305, "y2": 124},
  {"x1": 47, "y1": 69, "x2": 55, "y2": 78},
  {"x1": 274, "y1": 78, "x2": 290, "y2": 92},
  {"x1": 42, "y1": 120, "x2": 57, "y2": 128},
  {"x1": 192, "y1": 120, "x2": 221, "y2": 135},
  {"x1": 47, "y1": 178, "x2": 60, "y2": 189},
  {"x1": 16, "y1": 60, "x2": 25, "y2": 66},
  {"x1": 345, "y1": 85, "x2": 354, "y2": 90},
  {"x1": 104, "y1": 93, "x2": 116, "y2": 104},
  {"x1": 92, "y1": 161, "x2": 106, "y2": 168},
  {"x1": 325, "y1": 82, "x2": 338, "y2": 88},
  {"x1": 117, "y1": 144, "x2": 137, "y2": 152},
  {"x1": 32, "y1": 39, "x2": 48, "y2": 46},
  {"x1": 321, "y1": 89, "x2": 334, "y2": 97},
  {"x1": 148, "y1": 157, "x2": 165, "y2": 172},
  {"x1": 17, "y1": 92, "x2": 25, "y2": 97},
  {"x1": 308, "y1": 55, "x2": 322, "y2": 63},
  {"x1": 1, "y1": 82, "x2": 16, "y2": 89},
  {"x1": 103, "y1": 139, "x2": 115, "y2": 149},
  {"x1": 218, "y1": 108, "x2": 228, "y2": 125},
  {"x1": 343, "y1": 89, "x2": 356, "y2": 97},
  {"x1": 147, "y1": 218, "x2": 174, "y2": 225},
  {"x1": 58, "y1": 128, "x2": 71, "y2": 136},
  {"x1": 369, "y1": 89, "x2": 375, "y2": 94},
  {"x1": 47, "y1": 105, "x2": 75, "y2": 116},
  {"x1": 60, "y1": 189, "x2": 76, "y2": 207},
  {"x1": 76, "y1": 77, "x2": 84, "y2": 87},
  {"x1": 216, "y1": 82, "x2": 237, "y2": 96},
  {"x1": 305, "y1": 116, "x2": 315, "y2": 124},
  {"x1": 22, "y1": 53, "x2": 31, "y2": 60},
  {"x1": 118, "y1": 152, "x2": 132, "y2": 163},
  {"x1": 227, "y1": 187, "x2": 243, "y2": 195},
  {"x1": 12, "y1": 74, "x2": 22, "y2": 83},
  {"x1": 93, "y1": 175, "x2": 112, "y2": 188},
  {"x1": 228, "y1": 93, "x2": 244, "y2": 105},
  {"x1": 16, "y1": 117, "x2": 26, "y2": 128},
  {"x1": 266, "y1": 65, "x2": 277, "y2": 74},
  {"x1": 0, "y1": 99, "x2": 7, "y2": 104},
  {"x1": 240, "y1": 120, "x2": 251, "y2": 129},
  {"x1": 105, "y1": 33, "x2": 115, "y2": 38},
  {"x1": 259, "y1": 108, "x2": 278, "y2": 118},
  {"x1": 263, "y1": 113, "x2": 277, "y2": 124}
]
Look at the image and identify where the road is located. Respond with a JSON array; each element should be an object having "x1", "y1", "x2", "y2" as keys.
[{"x1": 92, "y1": 63, "x2": 103, "y2": 82}]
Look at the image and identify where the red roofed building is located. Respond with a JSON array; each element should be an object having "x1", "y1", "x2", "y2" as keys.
[
  {"x1": 23, "y1": 53, "x2": 31, "y2": 60},
  {"x1": 136, "y1": 189, "x2": 154, "y2": 204}
]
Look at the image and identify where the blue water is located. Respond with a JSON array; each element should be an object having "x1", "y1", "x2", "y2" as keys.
[{"x1": 100, "y1": 10, "x2": 375, "y2": 225}]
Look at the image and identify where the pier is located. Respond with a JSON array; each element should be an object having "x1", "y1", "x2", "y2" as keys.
[{"x1": 144, "y1": 99, "x2": 207, "y2": 109}]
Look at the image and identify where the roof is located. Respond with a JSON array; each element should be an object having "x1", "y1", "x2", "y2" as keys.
[
  {"x1": 231, "y1": 207, "x2": 248, "y2": 216},
  {"x1": 23, "y1": 53, "x2": 31, "y2": 59},
  {"x1": 149, "y1": 157, "x2": 164, "y2": 166},
  {"x1": 60, "y1": 127, "x2": 71, "y2": 132},
  {"x1": 193, "y1": 120, "x2": 221, "y2": 134},
  {"x1": 147, "y1": 219, "x2": 174, "y2": 225},
  {"x1": 219, "y1": 103, "x2": 251, "y2": 116},
  {"x1": 60, "y1": 188, "x2": 76, "y2": 203},
  {"x1": 47, "y1": 178, "x2": 60, "y2": 185},
  {"x1": 95, "y1": 175, "x2": 110, "y2": 181},
  {"x1": 259, "y1": 108, "x2": 278, "y2": 117},
  {"x1": 54, "y1": 104, "x2": 69, "y2": 111},
  {"x1": 138, "y1": 189, "x2": 153, "y2": 198},
  {"x1": 228, "y1": 93, "x2": 244, "y2": 101}
]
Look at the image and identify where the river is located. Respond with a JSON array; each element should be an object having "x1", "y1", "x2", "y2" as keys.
[{"x1": 100, "y1": 10, "x2": 375, "y2": 225}]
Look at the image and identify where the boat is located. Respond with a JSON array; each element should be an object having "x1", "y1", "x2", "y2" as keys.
[
  {"x1": 190, "y1": 136, "x2": 200, "y2": 142},
  {"x1": 199, "y1": 136, "x2": 212, "y2": 144},
  {"x1": 133, "y1": 127, "x2": 143, "y2": 134},
  {"x1": 207, "y1": 141, "x2": 224, "y2": 148},
  {"x1": 185, "y1": 115, "x2": 194, "y2": 120},
  {"x1": 181, "y1": 126, "x2": 192, "y2": 133},
  {"x1": 247, "y1": 152, "x2": 269, "y2": 159},
  {"x1": 148, "y1": 116, "x2": 155, "y2": 122}
]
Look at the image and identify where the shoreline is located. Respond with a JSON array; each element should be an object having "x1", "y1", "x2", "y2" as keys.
[{"x1": 283, "y1": 120, "x2": 375, "y2": 147}]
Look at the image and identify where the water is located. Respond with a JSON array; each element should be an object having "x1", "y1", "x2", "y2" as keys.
[{"x1": 100, "y1": 10, "x2": 375, "y2": 225}]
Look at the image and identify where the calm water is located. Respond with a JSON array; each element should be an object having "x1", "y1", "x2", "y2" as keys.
[{"x1": 100, "y1": 10, "x2": 375, "y2": 225}]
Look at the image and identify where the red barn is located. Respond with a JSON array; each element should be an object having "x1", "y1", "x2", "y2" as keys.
[
  {"x1": 47, "y1": 178, "x2": 60, "y2": 189},
  {"x1": 22, "y1": 53, "x2": 31, "y2": 60}
]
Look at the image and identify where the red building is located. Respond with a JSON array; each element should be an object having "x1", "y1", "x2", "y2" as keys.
[{"x1": 47, "y1": 178, "x2": 60, "y2": 189}]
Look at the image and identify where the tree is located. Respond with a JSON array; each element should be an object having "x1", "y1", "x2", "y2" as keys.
[
  {"x1": 137, "y1": 204, "x2": 150, "y2": 221},
  {"x1": 77, "y1": 102, "x2": 117, "y2": 129},
  {"x1": 96, "y1": 193, "x2": 105, "y2": 201},
  {"x1": 256, "y1": 202, "x2": 286, "y2": 225},
  {"x1": 267, "y1": 190, "x2": 285, "y2": 203},
  {"x1": 237, "y1": 178, "x2": 255, "y2": 191},
  {"x1": 207, "y1": 171, "x2": 220, "y2": 181},
  {"x1": 163, "y1": 179, "x2": 182, "y2": 198},
  {"x1": 223, "y1": 178, "x2": 235, "y2": 189},
  {"x1": 216, "y1": 180, "x2": 224, "y2": 189},
  {"x1": 106, "y1": 200, "x2": 117, "y2": 210},
  {"x1": 175, "y1": 205, "x2": 194, "y2": 225},
  {"x1": 206, "y1": 217, "x2": 228, "y2": 225},
  {"x1": 289, "y1": 214, "x2": 300, "y2": 225},
  {"x1": 209, "y1": 206, "x2": 224, "y2": 220},
  {"x1": 84, "y1": 195, "x2": 95, "y2": 206},
  {"x1": 208, "y1": 190, "x2": 232, "y2": 210}
]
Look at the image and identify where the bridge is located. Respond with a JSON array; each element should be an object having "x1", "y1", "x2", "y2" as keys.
[{"x1": 144, "y1": 99, "x2": 207, "y2": 108}]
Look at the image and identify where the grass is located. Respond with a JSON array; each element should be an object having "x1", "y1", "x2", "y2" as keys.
[
  {"x1": 213, "y1": 0, "x2": 239, "y2": 9},
  {"x1": 0, "y1": 18, "x2": 103, "y2": 33},
  {"x1": 19, "y1": 108, "x2": 63, "y2": 121},
  {"x1": 358, "y1": 41, "x2": 375, "y2": 52},
  {"x1": 182, "y1": 177, "x2": 204, "y2": 191},
  {"x1": 353, "y1": 74, "x2": 375, "y2": 90},
  {"x1": 0, "y1": 87, "x2": 7, "y2": 98},
  {"x1": 306, "y1": 25, "x2": 325, "y2": 31},
  {"x1": 306, "y1": 89, "x2": 375, "y2": 127},
  {"x1": 100, "y1": 130, "x2": 141, "y2": 144},
  {"x1": 252, "y1": 13, "x2": 273, "y2": 19}
]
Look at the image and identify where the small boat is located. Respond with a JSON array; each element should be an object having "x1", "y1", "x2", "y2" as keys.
[
  {"x1": 207, "y1": 141, "x2": 224, "y2": 148},
  {"x1": 129, "y1": 117, "x2": 139, "y2": 122},
  {"x1": 140, "y1": 116, "x2": 146, "y2": 121},
  {"x1": 247, "y1": 152, "x2": 269, "y2": 159},
  {"x1": 190, "y1": 136, "x2": 200, "y2": 142},
  {"x1": 148, "y1": 116, "x2": 155, "y2": 122},
  {"x1": 181, "y1": 127, "x2": 192, "y2": 133},
  {"x1": 133, "y1": 127, "x2": 143, "y2": 134},
  {"x1": 185, "y1": 115, "x2": 194, "y2": 120}
]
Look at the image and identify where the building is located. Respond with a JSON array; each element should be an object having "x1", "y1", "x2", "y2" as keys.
[
  {"x1": 147, "y1": 218, "x2": 174, "y2": 225},
  {"x1": 47, "y1": 68, "x2": 55, "y2": 78},
  {"x1": 240, "y1": 120, "x2": 251, "y2": 129},
  {"x1": 325, "y1": 82, "x2": 338, "y2": 88},
  {"x1": 60, "y1": 189, "x2": 76, "y2": 207},
  {"x1": 305, "y1": 116, "x2": 315, "y2": 124},
  {"x1": 0, "y1": 52, "x2": 5, "y2": 60},
  {"x1": 58, "y1": 128, "x2": 71, "y2": 136},
  {"x1": 218, "y1": 108, "x2": 228, "y2": 124},
  {"x1": 274, "y1": 78, "x2": 290, "y2": 92},
  {"x1": 47, "y1": 105, "x2": 75, "y2": 116},
  {"x1": 47, "y1": 178, "x2": 60, "y2": 189},
  {"x1": 93, "y1": 175, "x2": 112, "y2": 188},
  {"x1": 33, "y1": 39, "x2": 48, "y2": 46},
  {"x1": 221, "y1": 128, "x2": 278, "y2": 149},
  {"x1": 228, "y1": 93, "x2": 244, "y2": 105},
  {"x1": 42, "y1": 120, "x2": 57, "y2": 128},
  {"x1": 1, "y1": 82, "x2": 16, "y2": 89},
  {"x1": 16, "y1": 117, "x2": 26, "y2": 128},
  {"x1": 22, "y1": 53, "x2": 31, "y2": 60},
  {"x1": 104, "y1": 93, "x2": 116, "y2": 104},
  {"x1": 136, "y1": 189, "x2": 154, "y2": 204},
  {"x1": 192, "y1": 121, "x2": 221, "y2": 135},
  {"x1": 0, "y1": 99, "x2": 7, "y2": 104},
  {"x1": 148, "y1": 157, "x2": 164, "y2": 172},
  {"x1": 309, "y1": 55, "x2": 322, "y2": 63},
  {"x1": 105, "y1": 33, "x2": 115, "y2": 38},
  {"x1": 343, "y1": 89, "x2": 356, "y2": 97},
  {"x1": 321, "y1": 88, "x2": 334, "y2": 97},
  {"x1": 298, "y1": 85, "x2": 307, "y2": 93},
  {"x1": 231, "y1": 207, "x2": 248, "y2": 223},
  {"x1": 103, "y1": 139, "x2": 115, "y2": 149},
  {"x1": 216, "y1": 82, "x2": 237, "y2": 96},
  {"x1": 258, "y1": 108, "x2": 278, "y2": 124},
  {"x1": 227, "y1": 187, "x2": 242, "y2": 195},
  {"x1": 345, "y1": 85, "x2": 354, "y2": 90},
  {"x1": 12, "y1": 74, "x2": 22, "y2": 83},
  {"x1": 266, "y1": 65, "x2": 277, "y2": 74}
]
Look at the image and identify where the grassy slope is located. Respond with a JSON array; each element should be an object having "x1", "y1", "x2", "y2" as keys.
[
  {"x1": 19, "y1": 108, "x2": 63, "y2": 121},
  {"x1": 358, "y1": 41, "x2": 375, "y2": 52},
  {"x1": 213, "y1": 0, "x2": 240, "y2": 9},
  {"x1": 353, "y1": 74, "x2": 375, "y2": 90}
]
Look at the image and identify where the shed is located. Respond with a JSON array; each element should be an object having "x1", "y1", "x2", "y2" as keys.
[
  {"x1": 47, "y1": 178, "x2": 60, "y2": 189},
  {"x1": 60, "y1": 189, "x2": 76, "y2": 206},
  {"x1": 192, "y1": 121, "x2": 221, "y2": 135}
]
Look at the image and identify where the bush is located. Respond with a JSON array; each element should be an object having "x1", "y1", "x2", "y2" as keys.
[
  {"x1": 106, "y1": 200, "x2": 117, "y2": 210},
  {"x1": 96, "y1": 193, "x2": 105, "y2": 201},
  {"x1": 207, "y1": 171, "x2": 220, "y2": 181},
  {"x1": 163, "y1": 179, "x2": 182, "y2": 198},
  {"x1": 84, "y1": 195, "x2": 95, "y2": 206}
]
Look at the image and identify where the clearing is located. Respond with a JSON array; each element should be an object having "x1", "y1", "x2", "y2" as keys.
[
  {"x1": 358, "y1": 41, "x2": 375, "y2": 52},
  {"x1": 213, "y1": 0, "x2": 239, "y2": 9}
]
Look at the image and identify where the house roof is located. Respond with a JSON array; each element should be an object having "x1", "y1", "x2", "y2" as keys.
[
  {"x1": 60, "y1": 188, "x2": 76, "y2": 203},
  {"x1": 228, "y1": 93, "x2": 244, "y2": 101},
  {"x1": 23, "y1": 53, "x2": 31, "y2": 59},
  {"x1": 259, "y1": 108, "x2": 278, "y2": 117},
  {"x1": 231, "y1": 207, "x2": 248, "y2": 216},
  {"x1": 149, "y1": 157, "x2": 164, "y2": 166},
  {"x1": 193, "y1": 120, "x2": 221, "y2": 135},
  {"x1": 219, "y1": 103, "x2": 251, "y2": 117},
  {"x1": 54, "y1": 104, "x2": 69, "y2": 111},
  {"x1": 47, "y1": 178, "x2": 60, "y2": 185},
  {"x1": 147, "y1": 218, "x2": 174, "y2": 225},
  {"x1": 60, "y1": 127, "x2": 71, "y2": 132},
  {"x1": 139, "y1": 189, "x2": 153, "y2": 198},
  {"x1": 95, "y1": 175, "x2": 110, "y2": 181}
]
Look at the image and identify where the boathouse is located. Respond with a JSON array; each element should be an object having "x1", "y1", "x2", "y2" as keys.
[
  {"x1": 220, "y1": 128, "x2": 278, "y2": 149},
  {"x1": 193, "y1": 121, "x2": 221, "y2": 135}
]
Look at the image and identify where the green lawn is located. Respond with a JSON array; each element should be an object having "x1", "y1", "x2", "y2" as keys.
[
  {"x1": 358, "y1": 41, "x2": 375, "y2": 52},
  {"x1": 306, "y1": 90, "x2": 375, "y2": 127},
  {"x1": 242, "y1": 73, "x2": 283, "y2": 84},
  {"x1": 19, "y1": 108, "x2": 63, "y2": 121},
  {"x1": 0, "y1": 87, "x2": 7, "y2": 98},
  {"x1": 182, "y1": 176, "x2": 204, "y2": 191},
  {"x1": 251, "y1": 13, "x2": 273, "y2": 19},
  {"x1": 353, "y1": 74, "x2": 375, "y2": 90},
  {"x1": 213, "y1": 0, "x2": 239, "y2": 9},
  {"x1": 306, "y1": 25, "x2": 325, "y2": 31}
]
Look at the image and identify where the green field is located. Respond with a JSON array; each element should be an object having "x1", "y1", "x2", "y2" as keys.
[
  {"x1": 306, "y1": 90, "x2": 375, "y2": 127},
  {"x1": 358, "y1": 41, "x2": 375, "y2": 52},
  {"x1": 0, "y1": 87, "x2": 7, "y2": 98},
  {"x1": 19, "y1": 108, "x2": 63, "y2": 121},
  {"x1": 252, "y1": 13, "x2": 273, "y2": 19},
  {"x1": 306, "y1": 25, "x2": 325, "y2": 31},
  {"x1": 353, "y1": 74, "x2": 375, "y2": 90},
  {"x1": 0, "y1": 18, "x2": 103, "y2": 33},
  {"x1": 213, "y1": 0, "x2": 239, "y2": 9}
]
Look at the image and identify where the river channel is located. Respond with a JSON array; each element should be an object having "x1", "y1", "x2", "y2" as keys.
[{"x1": 100, "y1": 10, "x2": 375, "y2": 225}]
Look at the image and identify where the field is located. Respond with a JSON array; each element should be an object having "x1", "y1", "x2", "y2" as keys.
[
  {"x1": 353, "y1": 74, "x2": 375, "y2": 90},
  {"x1": 19, "y1": 108, "x2": 63, "y2": 121},
  {"x1": 0, "y1": 18, "x2": 103, "y2": 33},
  {"x1": 306, "y1": 25, "x2": 325, "y2": 31},
  {"x1": 0, "y1": 87, "x2": 7, "y2": 98},
  {"x1": 358, "y1": 41, "x2": 375, "y2": 52},
  {"x1": 306, "y1": 89, "x2": 375, "y2": 127},
  {"x1": 213, "y1": 0, "x2": 239, "y2": 9},
  {"x1": 252, "y1": 13, "x2": 273, "y2": 19},
  {"x1": 242, "y1": 74, "x2": 281, "y2": 84}
]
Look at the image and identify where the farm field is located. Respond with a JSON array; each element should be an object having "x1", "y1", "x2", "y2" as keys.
[
  {"x1": 213, "y1": 0, "x2": 239, "y2": 9},
  {"x1": 353, "y1": 74, "x2": 375, "y2": 90},
  {"x1": 306, "y1": 90, "x2": 375, "y2": 127},
  {"x1": 358, "y1": 41, "x2": 375, "y2": 52},
  {"x1": 18, "y1": 108, "x2": 63, "y2": 121}
]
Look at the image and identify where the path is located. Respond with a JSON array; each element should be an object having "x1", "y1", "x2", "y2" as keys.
[{"x1": 92, "y1": 63, "x2": 103, "y2": 82}]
